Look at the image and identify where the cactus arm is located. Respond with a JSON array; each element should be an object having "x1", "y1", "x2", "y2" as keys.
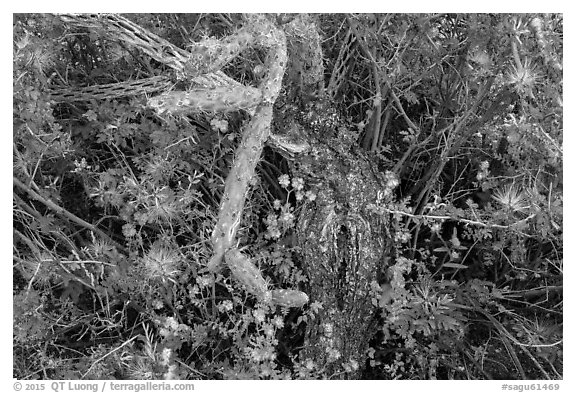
[
  {"x1": 147, "y1": 85, "x2": 262, "y2": 115},
  {"x1": 183, "y1": 27, "x2": 254, "y2": 77},
  {"x1": 207, "y1": 20, "x2": 287, "y2": 273},
  {"x1": 225, "y1": 248, "x2": 269, "y2": 300},
  {"x1": 207, "y1": 103, "x2": 274, "y2": 272}
]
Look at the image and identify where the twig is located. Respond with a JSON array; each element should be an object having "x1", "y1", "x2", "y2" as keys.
[
  {"x1": 378, "y1": 206, "x2": 536, "y2": 231},
  {"x1": 81, "y1": 336, "x2": 138, "y2": 378},
  {"x1": 13, "y1": 177, "x2": 127, "y2": 253}
]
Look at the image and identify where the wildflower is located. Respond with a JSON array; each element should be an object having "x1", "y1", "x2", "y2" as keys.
[
  {"x1": 292, "y1": 177, "x2": 304, "y2": 191},
  {"x1": 505, "y1": 58, "x2": 541, "y2": 97},
  {"x1": 326, "y1": 348, "x2": 341, "y2": 362},
  {"x1": 196, "y1": 275, "x2": 211, "y2": 288},
  {"x1": 122, "y1": 223, "x2": 137, "y2": 238},
  {"x1": 263, "y1": 323, "x2": 275, "y2": 337},
  {"x1": 278, "y1": 174, "x2": 290, "y2": 188},
  {"x1": 344, "y1": 359, "x2": 359, "y2": 372},
  {"x1": 395, "y1": 231, "x2": 411, "y2": 243},
  {"x1": 141, "y1": 244, "x2": 181, "y2": 281},
  {"x1": 218, "y1": 300, "x2": 233, "y2": 312},
  {"x1": 125, "y1": 356, "x2": 155, "y2": 380},
  {"x1": 210, "y1": 118, "x2": 228, "y2": 133},
  {"x1": 306, "y1": 190, "x2": 317, "y2": 202},
  {"x1": 384, "y1": 171, "x2": 399, "y2": 189},
  {"x1": 272, "y1": 315, "x2": 284, "y2": 329},
  {"x1": 253, "y1": 308, "x2": 266, "y2": 323},
  {"x1": 72, "y1": 157, "x2": 90, "y2": 173},
  {"x1": 273, "y1": 199, "x2": 282, "y2": 210},
  {"x1": 279, "y1": 211, "x2": 295, "y2": 227},
  {"x1": 266, "y1": 226, "x2": 281, "y2": 240},
  {"x1": 492, "y1": 184, "x2": 530, "y2": 213},
  {"x1": 305, "y1": 359, "x2": 315, "y2": 370},
  {"x1": 430, "y1": 222, "x2": 442, "y2": 234}
]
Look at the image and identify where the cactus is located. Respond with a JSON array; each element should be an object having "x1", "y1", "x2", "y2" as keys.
[
  {"x1": 51, "y1": 13, "x2": 308, "y2": 309},
  {"x1": 283, "y1": 14, "x2": 325, "y2": 101},
  {"x1": 56, "y1": 14, "x2": 243, "y2": 89},
  {"x1": 270, "y1": 289, "x2": 309, "y2": 308},
  {"x1": 183, "y1": 27, "x2": 254, "y2": 78},
  {"x1": 148, "y1": 85, "x2": 262, "y2": 115},
  {"x1": 225, "y1": 248, "x2": 269, "y2": 300},
  {"x1": 207, "y1": 17, "x2": 287, "y2": 273},
  {"x1": 57, "y1": 13, "x2": 192, "y2": 74},
  {"x1": 49, "y1": 75, "x2": 173, "y2": 103}
]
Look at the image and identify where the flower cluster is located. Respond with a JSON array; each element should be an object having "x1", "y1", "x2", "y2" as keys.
[
  {"x1": 265, "y1": 174, "x2": 316, "y2": 239},
  {"x1": 476, "y1": 160, "x2": 490, "y2": 181}
]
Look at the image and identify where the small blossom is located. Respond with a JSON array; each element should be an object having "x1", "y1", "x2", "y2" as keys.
[
  {"x1": 122, "y1": 223, "x2": 137, "y2": 238},
  {"x1": 218, "y1": 300, "x2": 233, "y2": 312},
  {"x1": 263, "y1": 323, "x2": 275, "y2": 337},
  {"x1": 196, "y1": 275, "x2": 211, "y2": 288},
  {"x1": 253, "y1": 308, "x2": 266, "y2": 323},
  {"x1": 278, "y1": 174, "x2": 290, "y2": 188},
  {"x1": 280, "y1": 211, "x2": 295, "y2": 227},
  {"x1": 273, "y1": 199, "x2": 282, "y2": 210},
  {"x1": 292, "y1": 177, "x2": 304, "y2": 191},
  {"x1": 210, "y1": 118, "x2": 228, "y2": 133},
  {"x1": 305, "y1": 359, "x2": 315, "y2": 370},
  {"x1": 306, "y1": 191, "x2": 317, "y2": 201},
  {"x1": 386, "y1": 178, "x2": 399, "y2": 189},
  {"x1": 141, "y1": 244, "x2": 181, "y2": 281},
  {"x1": 395, "y1": 231, "x2": 411, "y2": 243},
  {"x1": 272, "y1": 315, "x2": 284, "y2": 329},
  {"x1": 266, "y1": 227, "x2": 281, "y2": 240},
  {"x1": 326, "y1": 348, "x2": 341, "y2": 362}
]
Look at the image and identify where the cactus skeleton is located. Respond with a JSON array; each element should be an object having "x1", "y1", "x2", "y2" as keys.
[
  {"x1": 49, "y1": 75, "x2": 174, "y2": 103},
  {"x1": 51, "y1": 13, "x2": 307, "y2": 308}
]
